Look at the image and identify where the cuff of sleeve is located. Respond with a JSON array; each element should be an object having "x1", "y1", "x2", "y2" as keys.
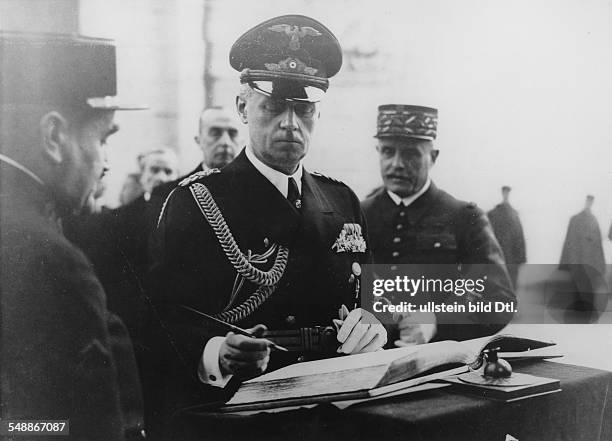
[
  {"x1": 198, "y1": 336, "x2": 233, "y2": 387},
  {"x1": 422, "y1": 322, "x2": 437, "y2": 343}
]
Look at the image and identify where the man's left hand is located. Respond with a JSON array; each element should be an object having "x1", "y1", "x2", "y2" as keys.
[
  {"x1": 336, "y1": 308, "x2": 387, "y2": 354},
  {"x1": 394, "y1": 311, "x2": 437, "y2": 347}
]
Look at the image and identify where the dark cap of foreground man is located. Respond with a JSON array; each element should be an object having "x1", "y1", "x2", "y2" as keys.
[
  {"x1": 0, "y1": 31, "x2": 144, "y2": 109},
  {"x1": 229, "y1": 14, "x2": 342, "y2": 102}
]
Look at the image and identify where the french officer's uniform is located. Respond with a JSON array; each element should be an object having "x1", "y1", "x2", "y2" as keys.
[
  {"x1": 147, "y1": 15, "x2": 369, "y2": 419},
  {"x1": 361, "y1": 105, "x2": 515, "y2": 342},
  {"x1": 0, "y1": 33, "x2": 145, "y2": 440}
]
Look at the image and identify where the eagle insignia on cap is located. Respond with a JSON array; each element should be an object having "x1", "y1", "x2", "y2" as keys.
[
  {"x1": 264, "y1": 57, "x2": 318, "y2": 75},
  {"x1": 268, "y1": 24, "x2": 322, "y2": 50},
  {"x1": 231, "y1": 15, "x2": 342, "y2": 98}
]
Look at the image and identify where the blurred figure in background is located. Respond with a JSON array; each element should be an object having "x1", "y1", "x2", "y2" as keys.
[
  {"x1": 550, "y1": 195, "x2": 609, "y2": 323},
  {"x1": 487, "y1": 186, "x2": 527, "y2": 288},
  {"x1": 560, "y1": 195, "x2": 605, "y2": 276},
  {"x1": 137, "y1": 148, "x2": 179, "y2": 201},
  {"x1": 1, "y1": 32, "x2": 144, "y2": 440},
  {"x1": 119, "y1": 148, "x2": 178, "y2": 207}
]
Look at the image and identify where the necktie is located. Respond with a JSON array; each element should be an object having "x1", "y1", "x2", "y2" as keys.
[{"x1": 287, "y1": 177, "x2": 301, "y2": 209}]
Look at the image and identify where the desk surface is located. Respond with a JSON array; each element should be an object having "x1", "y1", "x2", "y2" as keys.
[{"x1": 179, "y1": 362, "x2": 612, "y2": 441}]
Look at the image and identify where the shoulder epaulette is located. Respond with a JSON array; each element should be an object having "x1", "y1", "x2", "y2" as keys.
[
  {"x1": 311, "y1": 171, "x2": 345, "y2": 186},
  {"x1": 179, "y1": 169, "x2": 220, "y2": 187}
]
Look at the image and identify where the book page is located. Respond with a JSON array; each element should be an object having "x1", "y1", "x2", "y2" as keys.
[
  {"x1": 247, "y1": 346, "x2": 419, "y2": 383},
  {"x1": 226, "y1": 364, "x2": 389, "y2": 406}
]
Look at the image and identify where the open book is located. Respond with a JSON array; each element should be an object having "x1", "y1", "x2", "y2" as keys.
[{"x1": 221, "y1": 334, "x2": 556, "y2": 412}]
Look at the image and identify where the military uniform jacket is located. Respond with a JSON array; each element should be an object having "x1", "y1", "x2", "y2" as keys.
[
  {"x1": 149, "y1": 150, "x2": 369, "y2": 408},
  {"x1": 0, "y1": 166, "x2": 144, "y2": 441},
  {"x1": 361, "y1": 183, "x2": 515, "y2": 341}
]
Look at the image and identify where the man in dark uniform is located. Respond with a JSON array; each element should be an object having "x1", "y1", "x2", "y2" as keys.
[
  {"x1": 488, "y1": 186, "x2": 527, "y2": 288},
  {"x1": 361, "y1": 105, "x2": 515, "y2": 345},
  {"x1": 148, "y1": 15, "x2": 386, "y2": 427},
  {"x1": 0, "y1": 32, "x2": 145, "y2": 440}
]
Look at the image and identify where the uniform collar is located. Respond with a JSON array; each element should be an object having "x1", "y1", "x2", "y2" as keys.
[
  {"x1": 0, "y1": 153, "x2": 62, "y2": 232},
  {"x1": 245, "y1": 145, "x2": 303, "y2": 197},
  {"x1": 0, "y1": 153, "x2": 45, "y2": 187},
  {"x1": 386, "y1": 177, "x2": 431, "y2": 207}
]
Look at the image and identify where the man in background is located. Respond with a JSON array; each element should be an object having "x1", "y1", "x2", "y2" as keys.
[
  {"x1": 560, "y1": 195, "x2": 606, "y2": 277},
  {"x1": 194, "y1": 106, "x2": 241, "y2": 171},
  {"x1": 149, "y1": 107, "x2": 241, "y2": 207},
  {"x1": 0, "y1": 32, "x2": 144, "y2": 440},
  {"x1": 488, "y1": 186, "x2": 527, "y2": 288},
  {"x1": 138, "y1": 148, "x2": 179, "y2": 200},
  {"x1": 361, "y1": 104, "x2": 514, "y2": 345}
]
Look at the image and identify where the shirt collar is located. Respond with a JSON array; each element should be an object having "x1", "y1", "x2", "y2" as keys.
[
  {"x1": 245, "y1": 145, "x2": 303, "y2": 197},
  {"x1": 387, "y1": 178, "x2": 431, "y2": 207}
]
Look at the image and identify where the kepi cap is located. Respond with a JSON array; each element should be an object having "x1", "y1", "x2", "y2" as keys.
[
  {"x1": 230, "y1": 15, "x2": 342, "y2": 102},
  {"x1": 0, "y1": 31, "x2": 145, "y2": 110},
  {"x1": 375, "y1": 104, "x2": 438, "y2": 140}
]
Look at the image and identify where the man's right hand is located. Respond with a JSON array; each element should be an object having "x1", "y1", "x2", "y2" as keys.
[{"x1": 219, "y1": 324, "x2": 270, "y2": 379}]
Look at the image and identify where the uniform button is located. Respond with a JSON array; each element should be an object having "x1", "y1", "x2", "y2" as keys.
[
  {"x1": 399, "y1": 211, "x2": 406, "y2": 217},
  {"x1": 433, "y1": 242, "x2": 441, "y2": 248},
  {"x1": 263, "y1": 237, "x2": 269, "y2": 247},
  {"x1": 390, "y1": 265, "x2": 398, "y2": 271},
  {"x1": 209, "y1": 374, "x2": 217, "y2": 381},
  {"x1": 392, "y1": 251, "x2": 400, "y2": 258},
  {"x1": 396, "y1": 224, "x2": 403, "y2": 230},
  {"x1": 393, "y1": 237, "x2": 401, "y2": 243},
  {"x1": 297, "y1": 356, "x2": 305, "y2": 362},
  {"x1": 285, "y1": 315, "x2": 296, "y2": 326},
  {"x1": 351, "y1": 262, "x2": 362, "y2": 276},
  {"x1": 348, "y1": 274, "x2": 356, "y2": 283}
]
